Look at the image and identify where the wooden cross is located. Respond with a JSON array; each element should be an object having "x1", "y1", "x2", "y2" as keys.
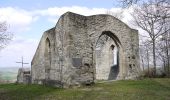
[{"x1": 16, "y1": 56, "x2": 29, "y2": 68}]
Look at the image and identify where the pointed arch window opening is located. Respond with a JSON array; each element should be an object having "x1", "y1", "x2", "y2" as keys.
[
  {"x1": 110, "y1": 45, "x2": 115, "y2": 66},
  {"x1": 45, "y1": 38, "x2": 52, "y2": 77},
  {"x1": 109, "y1": 45, "x2": 119, "y2": 66}
]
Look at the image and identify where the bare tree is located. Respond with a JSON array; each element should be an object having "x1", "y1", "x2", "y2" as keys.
[
  {"x1": 156, "y1": 40, "x2": 167, "y2": 73},
  {"x1": 156, "y1": 17, "x2": 170, "y2": 76},
  {"x1": 163, "y1": 17, "x2": 170, "y2": 76},
  {"x1": 140, "y1": 39, "x2": 152, "y2": 77},
  {"x1": 132, "y1": 0, "x2": 170, "y2": 76},
  {"x1": 120, "y1": 0, "x2": 140, "y2": 7},
  {"x1": 119, "y1": 0, "x2": 170, "y2": 8},
  {"x1": 0, "y1": 21, "x2": 12, "y2": 50}
]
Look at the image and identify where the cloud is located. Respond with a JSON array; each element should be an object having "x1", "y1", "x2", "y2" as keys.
[
  {"x1": 38, "y1": 6, "x2": 107, "y2": 16},
  {"x1": 0, "y1": 6, "x2": 134, "y2": 29},
  {"x1": 31, "y1": 6, "x2": 109, "y2": 23},
  {"x1": 0, "y1": 7, "x2": 38, "y2": 33},
  {"x1": 0, "y1": 36, "x2": 38, "y2": 67},
  {"x1": 35, "y1": 6, "x2": 134, "y2": 25}
]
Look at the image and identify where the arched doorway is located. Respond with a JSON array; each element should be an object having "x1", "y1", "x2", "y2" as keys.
[
  {"x1": 44, "y1": 38, "x2": 51, "y2": 79},
  {"x1": 95, "y1": 31, "x2": 120, "y2": 80}
]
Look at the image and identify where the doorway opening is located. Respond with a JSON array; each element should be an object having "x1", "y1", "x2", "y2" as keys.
[{"x1": 95, "y1": 31, "x2": 120, "y2": 80}]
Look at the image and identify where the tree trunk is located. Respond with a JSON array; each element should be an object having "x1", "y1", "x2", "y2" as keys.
[
  {"x1": 166, "y1": 34, "x2": 170, "y2": 77},
  {"x1": 153, "y1": 39, "x2": 156, "y2": 76},
  {"x1": 147, "y1": 49, "x2": 150, "y2": 77},
  {"x1": 142, "y1": 57, "x2": 145, "y2": 71},
  {"x1": 163, "y1": 58, "x2": 166, "y2": 73}
]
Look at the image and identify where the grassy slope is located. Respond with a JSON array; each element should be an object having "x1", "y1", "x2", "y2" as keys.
[{"x1": 0, "y1": 78, "x2": 170, "y2": 100}]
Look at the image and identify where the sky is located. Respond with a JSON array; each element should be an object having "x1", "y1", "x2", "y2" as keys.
[{"x1": 0, "y1": 0, "x2": 136, "y2": 68}]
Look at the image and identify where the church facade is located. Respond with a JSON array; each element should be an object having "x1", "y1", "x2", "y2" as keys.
[{"x1": 31, "y1": 12, "x2": 141, "y2": 88}]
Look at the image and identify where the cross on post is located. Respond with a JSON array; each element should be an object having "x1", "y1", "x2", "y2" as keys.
[{"x1": 16, "y1": 56, "x2": 29, "y2": 68}]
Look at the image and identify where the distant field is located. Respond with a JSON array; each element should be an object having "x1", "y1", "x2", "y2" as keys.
[
  {"x1": 0, "y1": 78, "x2": 170, "y2": 100},
  {"x1": 0, "y1": 67, "x2": 19, "y2": 82}
]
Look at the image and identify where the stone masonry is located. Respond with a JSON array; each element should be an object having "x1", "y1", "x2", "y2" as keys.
[
  {"x1": 31, "y1": 12, "x2": 141, "y2": 88},
  {"x1": 17, "y1": 68, "x2": 31, "y2": 84}
]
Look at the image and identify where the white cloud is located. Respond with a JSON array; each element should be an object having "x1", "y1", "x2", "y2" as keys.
[
  {"x1": 32, "y1": 6, "x2": 109, "y2": 23},
  {"x1": 35, "y1": 6, "x2": 134, "y2": 25},
  {"x1": 35, "y1": 6, "x2": 107, "y2": 16},
  {"x1": 0, "y1": 36, "x2": 38, "y2": 67},
  {"x1": 0, "y1": 7, "x2": 38, "y2": 33},
  {"x1": 0, "y1": 6, "x2": 134, "y2": 29}
]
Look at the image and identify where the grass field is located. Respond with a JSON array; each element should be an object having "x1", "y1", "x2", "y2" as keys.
[{"x1": 0, "y1": 78, "x2": 170, "y2": 100}]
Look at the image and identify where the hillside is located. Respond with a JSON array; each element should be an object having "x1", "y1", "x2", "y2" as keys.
[
  {"x1": 0, "y1": 67, "x2": 19, "y2": 83},
  {"x1": 0, "y1": 78, "x2": 170, "y2": 100}
]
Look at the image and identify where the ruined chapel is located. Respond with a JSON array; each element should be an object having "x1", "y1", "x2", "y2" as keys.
[{"x1": 31, "y1": 12, "x2": 141, "y2": 87}]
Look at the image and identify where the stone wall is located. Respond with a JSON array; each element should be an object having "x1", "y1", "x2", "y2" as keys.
[{"x1": 17, "y1": 68, "x2": 31, "y2": 84}]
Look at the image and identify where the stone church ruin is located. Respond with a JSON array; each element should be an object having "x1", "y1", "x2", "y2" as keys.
[{"x1": 31, "y1": 12, "x2": 141, "y2": 87}]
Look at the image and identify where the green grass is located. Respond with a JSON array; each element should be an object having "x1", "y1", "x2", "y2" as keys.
[{"x1": 0, "y1": 78, "x2": 170, "y2": 100}]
